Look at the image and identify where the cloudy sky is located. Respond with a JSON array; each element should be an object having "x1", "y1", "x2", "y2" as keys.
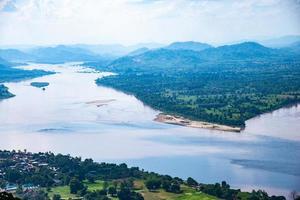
[{"x1": 0, "y1": 0, "x2": 299, "y2": 45}]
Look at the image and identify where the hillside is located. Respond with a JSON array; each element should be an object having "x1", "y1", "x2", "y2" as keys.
[
  {"x1": 0, "y1": 49, "x2": 34, "y2": 62},
  {"x1": 0, "y1": 150, "x2": 286, "y2": 200},
  {"x1": 95, "y1": 42, "x2": 300, "y2": 128},
  {"x1": 165, "y1": 41, "x2": 212, "y2": 51},
  {"x1": 28, "y1": 45, "x2": 103, "y2": 63}
]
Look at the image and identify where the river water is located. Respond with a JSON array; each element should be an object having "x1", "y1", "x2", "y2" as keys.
[{"x1": 0, "y1": 63, "x2": 299, "y2": 197}]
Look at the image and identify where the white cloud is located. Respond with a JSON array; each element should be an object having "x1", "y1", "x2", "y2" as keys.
[{"x1": 0, "y1": 0, "x2": 299, "y2": 45}]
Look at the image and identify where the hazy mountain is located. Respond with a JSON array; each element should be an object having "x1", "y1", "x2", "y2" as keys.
[
  {"x1": 286, "y1": 41, "x2": 300, "y2": 53},
  {"x1": 0, "y1": 56, "x2": 53, "y2": 83},
  {"x1": 260, "y1": 35, "x2": 300, "y2": 48},
  {"x1": 0, "y1": 56, "x2": 11, "y2": 67},
  {"x1": 199, "y1": 42, "x2": 282, "y2": 60},
  {"x1": 72, "y1": 43, "x2": 163, "y2": 57},
  {"x1": 29, "y1": 45, "x2": 103, "y2": 63},
  {"x1": 0, "y1": 49, "x2": 34, "y2": 62},
  {"x1": 107, "y1": 42, "x2": 292, "y2": 73},
  {"x1": 127, "y1": 47, "x2": 149, "y2": 57},
  {"x1": 129, "y1": 43, "x2": 164, "y2": 50},
  {"x1": 165, "y1": 41, "x2": 212, "y2": 51},
  {"x1": 107, "y1": 48, "x2": 206, "y2": 72}
]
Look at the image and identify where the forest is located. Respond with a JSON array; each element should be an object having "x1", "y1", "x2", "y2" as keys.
[{"x1": 95, "y1": 42, "x2": 300, "y2": 127}]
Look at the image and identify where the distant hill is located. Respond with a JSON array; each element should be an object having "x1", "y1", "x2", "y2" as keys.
[
  {"x1": 0, "y1": 56, "x2": 11, "y2": 67},
  {"x1": 0, "y1": 56, "x2": 53, "y2": 84},
  {"x1": 199, "y1": 42, "x2": 283, "y2": 61},
  {"x1": 0, "y1": 49, "x2": 34, "y2": 62},
  {"x1": 72, "y1": 43, "x2": 163, "y2": 58},
  {"x1": 107, "y1": 42, "x2": 292, "y2": 73},
  {"x1": 127, "y1": 47, "x2": 149, "y2": 57},
  {"x1": 107, "y1": 48, "x2": 203, "y2": 72},
  {"x1": 285, "y1": 41, "x2": 300, "y2": 53},
  {"x1": 260, "y1": 35, "x2": 300, "y2": 48},
  {"x1": 29, "y1": 45, "x2": 103, "y2": 63},
  {"x1": 165, "y1": 41, "x2": 212, "y2": 51},
  {"x1": 0, "y1": 56, "x2": 53, "y2": 99},
  {"x1": 71, "y1": 44, "x2": 129, "y2": 58}
]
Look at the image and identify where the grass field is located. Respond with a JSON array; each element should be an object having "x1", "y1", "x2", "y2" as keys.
[
  {"x1": 134, "y1": 180, "x2": 217, "y2": 200},
  {"x1": 47, "y1": 185, "x2": 77, "y2": 199},
  {"x1": 47, "y1": 180, "x2": 106, "y2": 199},
  {"x1": 47, "y1": 179, "x2": 218, "y2": 200}
]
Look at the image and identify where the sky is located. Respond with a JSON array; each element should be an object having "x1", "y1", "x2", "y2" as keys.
[{"x1": 0, "y1": 0, "x2": 299, "y2": 46}]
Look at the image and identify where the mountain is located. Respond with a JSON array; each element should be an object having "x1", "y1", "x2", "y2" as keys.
[
  {"x1": 127, "y1": 47, "x2": 149, "y2": 56},
  {"x1": 199, "y1": 42, "x2": 281, "y2": 61},
  {"x1": 96, "y1": 41, "x2": 300, "y2": 127},
  {"x1": 71, "y1": 44, "x2": 129, "y2": 58},
  {"x1": 106, "y1": 42, "x2": 292, "y2": 73},
  {"x1": 72, "y1": 43, "x2": 163, "y2": 58},
  {"x1": 165, "y1": 41, "x2": 212, "y2": 51},
  {"x1": 29, "y1": 45, "x2": 103, "y2": 63},
  {"x1": 260, "y1": 35, "x2": 300, "y2": 48},
  {"x1": 285, "y1": 41, "x2": 300, "y2": 53},
  {"x1": 0, "y1": 49, "x2": 34, "y2": 62},
  {"x1": 0, "y1": 56, "x2": 11, "y2": 67},
  {"x1": 108, "y1": 48, "x2": 203, "y2": 72},
  {"x1": 0, "y1": 56, "x2": 53, "y2": 83}
]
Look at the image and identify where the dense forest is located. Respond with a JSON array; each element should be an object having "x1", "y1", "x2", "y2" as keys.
[
  {"x1": 94, "y1": 42, "x2": 300, "y2": 127},
  {"x1": 0, "y1": 150, "x2": 293, "y2": 200}
]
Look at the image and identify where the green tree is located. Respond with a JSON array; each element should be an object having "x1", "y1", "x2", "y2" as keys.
[
  {"x1": 69, "y1": 178, "x2": 84, "y2": 194},
  {"x1": 187, "y1": 177, "x2": 198, "y2": 187},
  {"x1": 108, "y1": 186, "x2": 117, "y2": 196},
  {"x1": 145, "y1": 178, "x2": 161, "y2": 191},
  {"x1": 52, "y1": 194, "x2": 61, "y2": 200}
]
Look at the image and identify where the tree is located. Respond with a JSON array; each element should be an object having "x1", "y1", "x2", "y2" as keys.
[
  {"x1": 108, "y1": 186, "x2": 117, "y2": 196},
  {"x1": 103, "y1": 181, "x2": 109, "y2": 190},
  {"x1": 291, "y1": 191, "x2": 300, "y2": 200},
  {"x1": 0, "y1": 192, "x2": 21, "y2": 200},
  {"x1": 69, "y1": 178, "x2": 84, "y2": 194},
  {"x1": 52, "y1": 194, "x2": 61, "y2": 200},
  {"x1": 169, "y1": 182, "x2": 181, "y2": 193},
  {"x1": 145, "y1": 178, "x2": 161, "y2": 191},
  {"x1": 22, "y1": 190, "x2": 49, "y2": 200},
  {"x1": 16, "y1": 185, "x2": 23, "y2": 194},
  {"x1": 118, "y1": 187, "x2": 144, "y2": 200},
  {"x1": 187, "y1": 177, "x2": 198, "y2": 187},
  {"x1": 5, "y1": 169, "x2": 22, "y2": 183},
  {"x1": 86, "y1": 174, "x2": 95, "y2": 183}
]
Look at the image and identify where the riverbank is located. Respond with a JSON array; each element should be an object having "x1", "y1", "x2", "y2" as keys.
[{"x1": 154, "y1": 113, "x2": 242, "y2": 132}]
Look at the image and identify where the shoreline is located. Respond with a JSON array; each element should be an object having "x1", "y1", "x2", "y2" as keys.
[{"x1": 154, "y1": 113, "x2": 241, "y2": 132}]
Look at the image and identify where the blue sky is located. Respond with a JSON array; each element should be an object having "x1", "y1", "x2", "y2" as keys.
[{"x1": 0, "y1": 0, "x2": 299, "y2": 45}]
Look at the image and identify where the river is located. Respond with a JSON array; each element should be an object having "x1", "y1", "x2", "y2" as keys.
[{"x1": 0, "y1": 63, "x2": 299, "y2": 197}]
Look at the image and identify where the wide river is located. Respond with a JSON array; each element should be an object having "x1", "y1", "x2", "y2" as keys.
[{"x1": 0, "y1": 63, "x2": 299, "y2": 197}]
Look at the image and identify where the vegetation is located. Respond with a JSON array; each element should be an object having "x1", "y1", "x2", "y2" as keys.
[
  {"x1": 30, "y1": 82, "x2": 49, "y2": 88},
  {"x1": 95, "y1": 42, "x2": 300, "y2": 127},
  {"x1": 0, "y1": 84, "x2": 14, "y2": 99},
  {"x1": 0, "y1": 57, "x2": 54, "y2": 99},
  {"x1": 0, "y1": 150, "x2": 290, "y2": 200}
]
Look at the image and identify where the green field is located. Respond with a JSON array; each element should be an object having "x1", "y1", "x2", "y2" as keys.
[
  {"x1": 47, "y1": 180, "x2": 217, "y2": 200},
  {"x1": 47, "y1": 180, "x2": 106, "y2": 199},
  {"x1": 47, "y1": 185, "x2": 77, "y2": 199},
  {"x1": 134, "y1": 180, "x2": 217, "y2": 200}
]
